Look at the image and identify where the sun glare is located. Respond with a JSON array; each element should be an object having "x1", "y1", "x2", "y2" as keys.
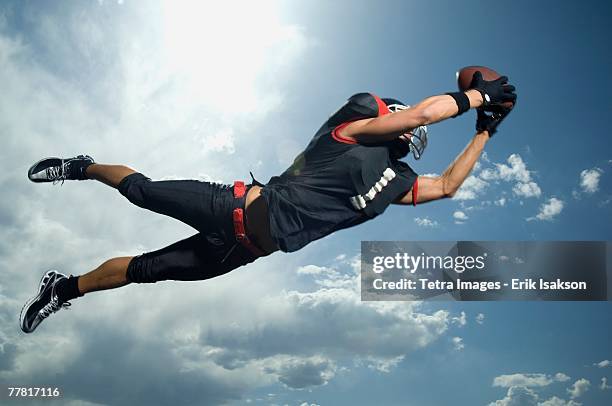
[{"x1": 160, "y1": 0, "x2": 290, "y2": 111}]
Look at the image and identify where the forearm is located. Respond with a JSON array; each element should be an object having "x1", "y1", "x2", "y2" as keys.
[
  {"x1": 416, "y1": 89, "x2": 483, "y2": 124},
  {"x1": 393, "y1": 130, "x2": 490, "y2": 205},
  {"x1": 441, "y1": 131, "x2": 489, "y2": 196}
]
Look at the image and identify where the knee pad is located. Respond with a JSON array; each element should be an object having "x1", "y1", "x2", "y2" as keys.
[
  {"x1": 118, "y1": 173, "x2": 151, "y2": 207},
  {"x1": 126, "y1": 255, "x2": 159, "y2": 284}
]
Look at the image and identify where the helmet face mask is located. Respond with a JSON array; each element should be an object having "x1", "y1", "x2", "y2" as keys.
[
  {"x1": 386, "y1": 103, "x2": 408, "y2": 113},
  {"x1": 383, "y1": 100, "x2": 429, "y2": 160},
  {"x1": 405, "y1": 125, "x2": 428, "y2": 160}
]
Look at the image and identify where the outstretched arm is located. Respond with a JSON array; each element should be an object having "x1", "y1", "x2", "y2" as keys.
[
  {"x1": 339, "y1": 90, "x2": 484, "y2": 144},
  {"x1": 394, "y1": 130, "x2": 490, "y2": 205},
  {"x1": 339, "y1": 72, "x2": 516, "y2": 144}
]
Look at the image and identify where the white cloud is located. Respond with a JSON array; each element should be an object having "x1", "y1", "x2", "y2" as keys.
[
  {"x1": 496, "y1": 154, "x2": 532, "y2": 183},
  {"x1": 201, "y1": 128, "x2": 236, "y2": 154},
  {"x1": 267, "y1": 356, "x2": 337, "y2": 389},
  {"x1": 594, "y1": 359, "x2": 610, "y2": 368},
  {"x1": 528, "y1": 198, "x2": 564, "y2": 221},
  {"x1": 453, "y1": 175, "x2": 488, "y2": 200},
  {"x1": 453, "y1": 211, "x2": 468, "y2": 221},
  {"x1": 579, "y1": 168, "x2": 602, "y2": 193},
  {"x1": 297, "y1": 264, "x2": 351, "y2": 289},
  {"x1": 493, "y1": 373, "x2": 570, "y2": 388},
  {"x1": 538, "y1": 396, "x2": 582, "y2": 406},
  {"x1": 414, "y1": 217, "x2": 439, "y2": 227},
  {"x1": 479, "y1": 154, "x2": 541, "y2": 200},
  {"x1": 601, "y1": 377, "x2": 611, "y2": 390},
  {"x1": 554, "y1": 373, "x2": 571, "y2": 382},
  {"x1": 362, "y1": 355, "x2": 405, "y2": 373},
  {"x1": 567, "y1": 378, "x2": 590, "y2": 399},
  {"x1": 451, "y1": 337, "x2": 464, "y2": 351},
  {"x1": 495, "y1": 197, "x2": 507, "y2": 206},
  {"x1": 296, "y1": 265, "x2": 329, "y2": 275},
  {"x1": 196, "y1": 264, "x2": 452, "y2": 379},
  {"x1": 513, "y1": 181, "x2": 542, "y2": 198},
  {"x1": 450, "y1": 153, "x2": 544, "y2": 208},
  {"x1": 489, "y1": 386, "x2": 539, "y2": 406},
  {"x1": 476, "y1": 313, "x2": 485, "y2": 324},
  {"x1": 489, "y1": 383, "x2": 583, "y2": 406},
  {"x1": 489, "y1": 373, "x2": 579, "y2": 406},
  {"x1": 451, "y1": 311, "x2": 467, "y2": 327}
]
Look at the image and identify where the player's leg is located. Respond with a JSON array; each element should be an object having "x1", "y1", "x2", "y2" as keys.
[
  {"x1": 87, "y1": 165, "x2": 234, "y2": 233},
  {"x1": 19, "y1": 233, "x2": 258, "y2": 334},
  {"x1": 19, "y1": 257, "x2": 133, "y2": 334},
  {"x1": 77, "y1": 256, "x2": 133, "y2": 293},
  {"x1": 22, "y1": 156, "x2": 255, "y2": 333},
  {"x1": 85, "y1": 164, "x2": 136, "y2": 189},
  {"x1": 28, "y1": 155, "x2": 136, "y2": 189},
  {"x1": 27, "y1": 155, "x2": 232, "y2": 232},
  {"x1": 115, "y1": 170, "x2": 233, "y2": 232}
]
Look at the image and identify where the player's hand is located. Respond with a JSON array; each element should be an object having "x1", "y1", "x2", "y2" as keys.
[
  {"x1": 476, "y1": 105, "x2": 513, "y2": 136},
  {"x1": 469, "y1": 71, "x2": 517, "y2": 109}
]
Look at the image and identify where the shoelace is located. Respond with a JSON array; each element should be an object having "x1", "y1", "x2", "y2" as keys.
[
  {"x1": 38, "y1": 295, "x2": 71, "y2": 319},
  {"x1": 45, "y1": 159, "x2": 67, "y2": 185}
]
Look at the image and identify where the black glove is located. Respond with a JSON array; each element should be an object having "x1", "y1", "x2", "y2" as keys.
[
  {"x1": 470, "y1": 71, "x2": 517, "y2": 109},
  {"x1": 476, "y1": 105, "x2": 513, "y2": 136}
]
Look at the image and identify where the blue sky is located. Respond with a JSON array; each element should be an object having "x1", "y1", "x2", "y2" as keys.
[{"x1": 0, "y1": 1, "x2": 610, "y2": 405}]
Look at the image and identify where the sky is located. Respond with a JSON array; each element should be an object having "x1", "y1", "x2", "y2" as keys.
[{"x1": 0, "y1": 0, "x2": 610, "y2": 405}]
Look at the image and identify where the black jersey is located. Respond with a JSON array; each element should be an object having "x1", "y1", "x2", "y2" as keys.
[{"x1": 260, "y1": 93, "x2": 418, "y2": 253}]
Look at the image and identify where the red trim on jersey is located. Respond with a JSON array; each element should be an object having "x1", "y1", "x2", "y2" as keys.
[
  {"x1": 372, "y1": 94, "x2": 391, "y2": 116},
  {"x1": 331, "y1": 93, "x2": 389, "y2": 145},
  {"x1": 331, "y1": 121, "x2": 359, "y2": 144},
  {"x1": 411, "y1": 178, "x2": 419, "y2": 206}
]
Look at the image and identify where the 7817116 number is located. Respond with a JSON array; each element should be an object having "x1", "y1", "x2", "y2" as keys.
[{"x1": 7, "y1": 387, "x2": 61, "y2": 397}]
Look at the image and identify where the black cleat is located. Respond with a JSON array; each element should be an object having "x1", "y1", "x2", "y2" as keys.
[
  {"x1": 28, "y1": 155, "x2": 95, "y2": 184},
  {"x1": 20, "y1": 270, "x2": 72, "y2": 333}
]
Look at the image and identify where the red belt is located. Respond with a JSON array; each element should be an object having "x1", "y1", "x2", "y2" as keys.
[{"x1": 233, "y1": 181, "x2": 265, "y2": 257}]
